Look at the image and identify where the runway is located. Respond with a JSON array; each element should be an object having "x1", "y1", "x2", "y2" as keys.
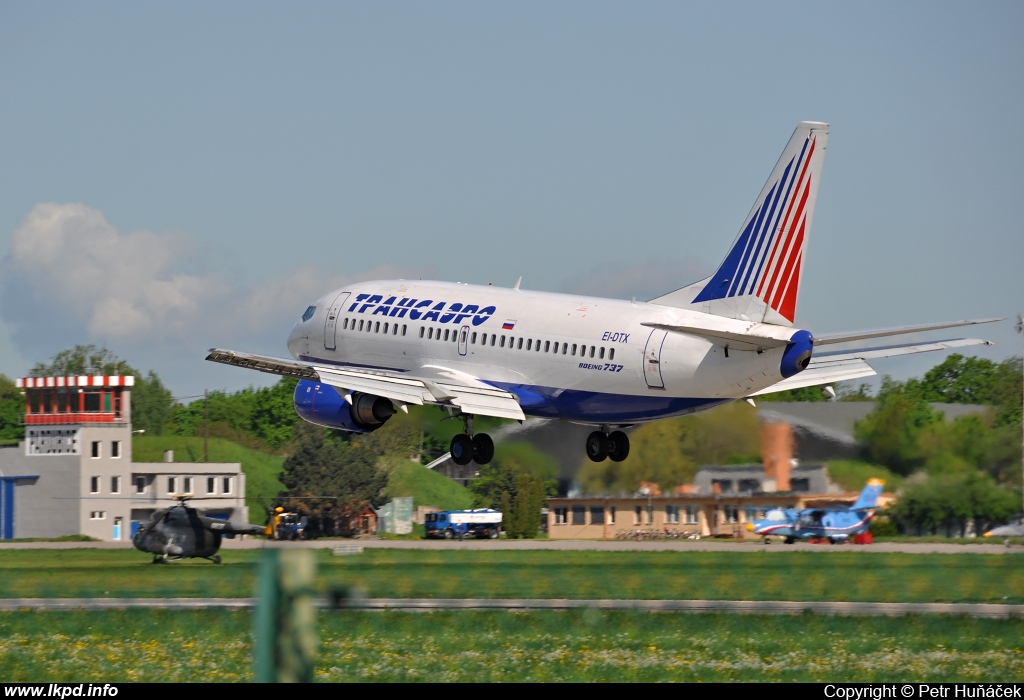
[
  {"x1": 1, "y1": 538, "x2": 1019, "y2": 554},
  {"x1": 2, "y1": 597, "x2": 1022, "y2": 618}
]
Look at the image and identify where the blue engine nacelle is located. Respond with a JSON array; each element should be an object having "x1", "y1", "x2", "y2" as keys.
[
  {"x1": 780, "y1": 329, "x2": 814, "y2": 379},
  {"x1": 293, "y1": 379, "x2": 395, "y2": 433}
]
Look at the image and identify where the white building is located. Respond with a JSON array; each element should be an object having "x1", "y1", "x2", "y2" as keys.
[{"x1": 0, "y1": 375, "x2": 249, "y2": 541}]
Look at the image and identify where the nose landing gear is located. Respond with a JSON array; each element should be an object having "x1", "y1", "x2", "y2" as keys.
[
  {"x1": 448, "y1": 414, "x2": 495, "y2": 465},
  {"x1": 585, "y1": 428, "x2": 630, "y2": 463}
]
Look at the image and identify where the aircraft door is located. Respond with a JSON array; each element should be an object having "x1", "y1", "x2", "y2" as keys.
[
  {"x1": 458, "y1": 325, "x2": 469, "y2": 356},
  {"x1": 643, "y1": 329, "x2": 668, "y2": 389},
  {"x1": 324, "y1": 291, "x2": 351, "y2": 351}
]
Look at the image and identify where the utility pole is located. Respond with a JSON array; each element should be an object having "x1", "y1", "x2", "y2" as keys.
[
  {"x1": 204, "y1": 389, "x2": 209, "y2": 463},
  {"x1": 1017, "y1": 314, "x2": 1023, "y2": 514}
]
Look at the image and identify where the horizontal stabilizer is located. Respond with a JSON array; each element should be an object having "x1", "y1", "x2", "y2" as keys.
[
  {"x1": 640, "y1": 322, "x2": 791, "y2": 351},
  {"x1": 813, "y1": 318, "x2": 1002, "y2": 346},
  {"x1": 814, "y1": 337, "x2": 993, "y2": 361},
  {"x1": 748, "y1": 337, "x2": 992, "y2": 396},
  {"x1": 748, "y1": 358, "x2": 875, "y2": 396}
]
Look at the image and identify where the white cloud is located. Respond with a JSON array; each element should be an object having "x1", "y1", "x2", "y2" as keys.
[
  {"x1": 0, "y1": 203, "x2": 433, "y2": 390},
  {"x1": 7, "y1": 203, "x2": 225, "y2": 340}
]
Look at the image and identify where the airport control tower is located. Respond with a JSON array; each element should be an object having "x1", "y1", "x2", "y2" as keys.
[{"x1": 0, "y1": 375, "x2": 248, "y2": 541}]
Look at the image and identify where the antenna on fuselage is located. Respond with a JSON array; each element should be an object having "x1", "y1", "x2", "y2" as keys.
[{"x1": 514, "y1": 276, "x2": 522, "y2": 290}]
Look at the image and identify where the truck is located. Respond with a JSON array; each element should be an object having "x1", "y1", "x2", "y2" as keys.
[
  {"x1": 424, "y1": 509, "x2": 502, "y2": 539},
  {"x1": 263, "y1": 506, "x2": 308, "y2": 541}
]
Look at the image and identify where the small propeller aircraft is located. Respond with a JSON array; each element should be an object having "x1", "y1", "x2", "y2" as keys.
[
  {"x1": 746, "y1": 479, "x2": 885, "y2": 544},
  {"x1": 132, "y1": 495, "x2": 265, "y2": 563}
]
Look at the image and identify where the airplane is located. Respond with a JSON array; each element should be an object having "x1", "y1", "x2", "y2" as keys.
[
  {"x1": 206, "y1": 121, "x2": 999, "y2": 466},
  {"x1": 984, "y1": 513, "x2": 1024, "y2": 544},
  {"x1": 746, "y1": 479, "x2": 885, "y2": 544},
  {"x1": 132, "y1": 495, "x2": 265, "y2": 563}
]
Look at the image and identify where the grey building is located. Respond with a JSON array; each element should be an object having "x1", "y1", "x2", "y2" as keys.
[{"x1": 0, "y1": 375, "x2": 249, "y2": 541}]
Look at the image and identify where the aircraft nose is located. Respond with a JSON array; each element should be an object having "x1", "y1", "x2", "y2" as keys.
[{"x1": 287, "y1": 322, "x2": 306, "y2": 359}]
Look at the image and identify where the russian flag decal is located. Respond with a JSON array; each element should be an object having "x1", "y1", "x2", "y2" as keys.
[{"x1": 502, "y1": 320, "x2": 516, "y2": 330}]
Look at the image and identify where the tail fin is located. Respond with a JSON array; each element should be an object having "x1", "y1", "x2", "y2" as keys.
[
  {"x1": 850, "y1": 478, "x2": 884, "y2": 510},
  {"x1": 650, "y1": 121, "x2": 828, "y2": 326}
]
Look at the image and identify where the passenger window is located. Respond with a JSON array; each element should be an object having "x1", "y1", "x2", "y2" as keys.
[
  {"x1": 526, "y1": 339, "x2": 532, "y2": 351},
  {"x1": 461, "y1": 330, "x2": 467, "y2": 343},
  {"x1": 517, "y1": 338, "x2": 523, "y2": 350},
  {"x1": 471, "y1": 332, "x2": 477, "y2": 344},
  {"x1": 402, "y1": 325, "x2": 407, "y2": 336},
  {"x1": 609, "y1": 348, "x2": 615, "y2": 360},
  {"x1": 374, "y1": 322, "x2": 380, "y2": 333},
  {"x1": 428, "y1": 327, "x2": 434, "y2": 339},
  {"x1": 509, "y1": 336, "x2": 514, "y2": 347},
  {"x1": 367, "y1": 322, "x2": 372, "y2": 333},
  {"x1": 393, "y1": 324, "x2": 398, "y2": 335},
  {"x1": 490, "y1": 334, "x2": 496, "y2": 347},
  {"x1": 571, "y1": 344, "x2": 577, "y2": 356},
  {"x1": 535, "y1": 340, "x2": 541, "y2": 352},
  {"x1": 590, "y1": 346, "x2": 595, "y2": 358},
  {"x1": 383, "y1": 322, "x2": 389, "y2": 334},
  {"x1": 302, "y1": 305, "x2": 316, "y2": 322},
  {"x1": 420, "y1": 327, "x2": 425, "y2": 338},
  {"x1": 562, "y1": 342, "x2": 568, "y2": 354},
  {"x1": 600, "y1": 347, "x2": 605, "y2": 359},
  {"x1": 343, "y1": 318, "x2": 349, "y2": 330},
  {"x1": 358, "y1": 320, "x2": 364, "y2": 331},
  {"x1": 580, "y1": 345, "x2": 586, "y2": 356},
  {"x1": 544, "y1": 341, "x2": 550, "y2": 352},
  {"x1": 500, "y1": 336, "x2": 506, "y2": 348}
]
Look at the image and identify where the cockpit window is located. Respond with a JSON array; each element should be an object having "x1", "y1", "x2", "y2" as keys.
[{"x1": 301, "y1": 305, "x2": 316, "y2": 322}]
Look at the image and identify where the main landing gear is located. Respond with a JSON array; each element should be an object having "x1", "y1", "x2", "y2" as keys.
[
  {"x1": 585, "y1": 429, "x2": 630, "y2": 463},
  {"x1": 449, "y1": 415, "x2": 495, "y2": 466}
]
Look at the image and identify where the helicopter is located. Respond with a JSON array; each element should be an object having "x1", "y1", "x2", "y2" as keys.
[{"x1": 132, "y1": 495, "x2": 265, "y2": 564}]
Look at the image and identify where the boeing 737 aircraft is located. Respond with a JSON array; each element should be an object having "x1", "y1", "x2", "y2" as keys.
[{"x1": 207, "y1": 122, "x2": 998, "y2": 466}]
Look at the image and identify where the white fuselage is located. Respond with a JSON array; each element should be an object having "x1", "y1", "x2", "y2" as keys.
[{"x1": 286, "y1": 280, "x2": 795, "y2": 425}]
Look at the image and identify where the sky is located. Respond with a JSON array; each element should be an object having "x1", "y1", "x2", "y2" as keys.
[{"x1": 1, "y1": 2, "x2": 1022, "y2": 400}]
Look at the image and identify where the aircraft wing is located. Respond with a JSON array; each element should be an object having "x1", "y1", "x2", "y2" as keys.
[
  {"x1": 748, "y1": 337, "x2": 992, "y2": 396},
  {"x1": 205, "y1": 349, "x2": 525, "y2": 421}
]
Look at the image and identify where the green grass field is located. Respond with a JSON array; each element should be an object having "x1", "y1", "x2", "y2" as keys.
[
  {"x1": 1, "y1": 609, "x2": 1022, "y2": 682},
  {"x1": 1, "y1": 549, "x2": 1022, "y2": 603},
  {"x1": 381, "y1": 459, "x2": 473, "y2": 510}
]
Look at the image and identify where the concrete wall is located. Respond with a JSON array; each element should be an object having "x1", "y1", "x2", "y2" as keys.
[{"x1": 1, "y1": 445, "x2": 81, "y2": 539}]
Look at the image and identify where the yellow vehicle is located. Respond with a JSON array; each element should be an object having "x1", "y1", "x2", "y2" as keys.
[{"x1": 264, "y1": 506, "x2": 308, "y2": 541}]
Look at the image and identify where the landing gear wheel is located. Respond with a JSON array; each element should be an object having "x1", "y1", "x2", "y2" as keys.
[
  {"x1": 472, "y1": 433, "x2": 494, "y2": 464},
  {"x1": 450, "y1": 434, "x2": 474, "y2": 466},
  {"x1": 585, "y1": 431, "x2": 609, "y2": 462},
  {"x1": 607, "y1": 431, "x2": 630, "y2": 462}
]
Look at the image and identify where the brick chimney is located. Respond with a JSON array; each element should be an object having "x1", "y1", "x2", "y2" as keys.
[{"x1": 760, "y1": 421, "x2": 793, "y2": 492}]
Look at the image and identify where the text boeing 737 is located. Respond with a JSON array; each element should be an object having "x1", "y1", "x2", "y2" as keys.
[{"x1": 207, "y1": 122, "x2": 999, "y2": 465}]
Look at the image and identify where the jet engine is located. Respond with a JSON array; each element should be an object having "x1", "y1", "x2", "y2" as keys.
[
  {"x1": 293, "y1": 379, "x2": 395, "y2": 433},
  {"x1": 780, "y1": 329, "x2": 814, "y2": 379}
]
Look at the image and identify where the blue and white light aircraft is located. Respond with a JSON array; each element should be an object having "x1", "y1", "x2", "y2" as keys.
[
  {"x1": 746, "y1": 479, "x2": 885, "y2": 544},
  {"x1": 207, "y1": 122, "x2": 998, "y2": 466}
]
